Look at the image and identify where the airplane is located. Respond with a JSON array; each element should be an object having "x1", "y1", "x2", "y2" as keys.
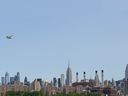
[{"x1": 6, "y1": 35, "x2": 13, "y2": 39}]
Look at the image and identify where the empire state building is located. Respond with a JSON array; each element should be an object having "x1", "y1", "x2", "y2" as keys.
[{"x1": 66, "y1": 64, "x2": 72, "y2": 86}]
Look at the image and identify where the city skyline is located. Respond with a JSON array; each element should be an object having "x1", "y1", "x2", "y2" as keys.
[
  {"x1": 0, "y1": 64, "x2": 127, "y2": 83},
  {"x1": 0, "y1": 0, "x2": 128, "y2": 82}
]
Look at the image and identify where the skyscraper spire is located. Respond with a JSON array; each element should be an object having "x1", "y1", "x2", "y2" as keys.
[
  {"x1": 66, "y1": 61, "x2": 72, "y2": 86},
  {"x1": 68, "y1": 59, "x2": 70, "y2": 68}
]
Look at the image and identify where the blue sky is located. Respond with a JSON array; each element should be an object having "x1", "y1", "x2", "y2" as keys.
[{"x1": 0, "y1": 0, "x2": 128, "y2": 82}]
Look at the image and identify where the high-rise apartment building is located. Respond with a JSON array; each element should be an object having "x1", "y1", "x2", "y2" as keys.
[
  {"x1": 37, "y1": 78, "x2": 43, "y2": 87},
  {"x1": 66, "y1": 64, "x2": 72, "y2": 86},
  {"x1": 31, "y1": 79, "x2": 41, "y2": 91}
]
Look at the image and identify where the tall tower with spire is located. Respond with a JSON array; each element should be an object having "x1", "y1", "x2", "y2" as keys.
[{"x1": 66, "y1": 61, "x2": 72, "y2": 86}]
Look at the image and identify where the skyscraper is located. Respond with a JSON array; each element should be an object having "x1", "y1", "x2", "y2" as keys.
[
  {"x1": 101, "y1": 70, "x2": 104, "y2": 87},
  {"x1": 5, "y1": 72, "x2": 9, "y2": 85},
  {"x1": 24, "y1": 76, "x2": 30, "y2": 85},
  {"x1": 53, "y1": 77, "x2": 57, "y2": 87},
  {"x1": 95, "y1": 70, "x2": 100, "y2": 87},
  {"x1": 1, "y1": 77, "x2": 5, "y2": 85},
  {"x1": 83, "y1": 72, "x2": 86, "y2": 82},
  {"x1": 17, "y1": 72, "x2": 20, "y2": 82},
  {"x1": 10, "y1": 77, "x2": 15, "y2": 84},
  {"x1": 60, "y1": 74, "x2": 65, "y2": 87},
  {"x1": 66, "y1": 63, "x2": 72, "y2": 86},
  {"x1": 58, "y1": 78, "x2": 61, "y2": 88},
  {"x1": 76, "y1": 72, "x2": 79, "y2": 82}
]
